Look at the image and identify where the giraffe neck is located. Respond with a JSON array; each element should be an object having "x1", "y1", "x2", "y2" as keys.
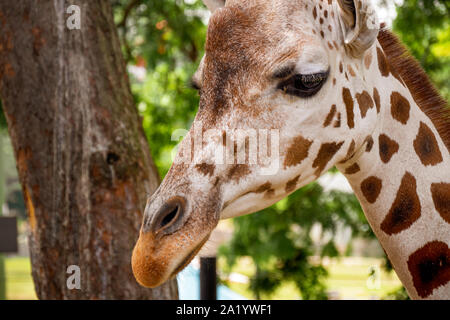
[{"x1": 337, "y1": 40, "x2": 450, "y2": 300}]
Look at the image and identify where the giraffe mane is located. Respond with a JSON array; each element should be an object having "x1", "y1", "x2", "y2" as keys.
[{"x1": 377, "y1": 28, "x2": 450, "y2": 154}]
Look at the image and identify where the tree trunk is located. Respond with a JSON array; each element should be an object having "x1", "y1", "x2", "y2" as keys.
[{"x1": 0, "y1": 1, "x2": 178, "y2": 299}]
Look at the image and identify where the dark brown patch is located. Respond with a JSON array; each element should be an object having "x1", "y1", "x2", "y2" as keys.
[
  {"x1": 373, "y1": 88, "x2": 381, "y2": 113},
  {"x1": 313, "y1": 6, "x2": 317, "y2": 19},
  {"x1": 319, "y1": 17, "x2": 324, "y2": 24},
  {"x1": 345, "y1": 163, "x2": 360, "y2": 175},
  {"x1": 361, "y1": 176, "x2": 382, "y2": 203},
  {"x1": 255, "y1": 182, "x2": 272, "y2": 194},
  {"x1": 327, "y1": 42, "x2": 333, "y2": 50},
  {"x1": 378, "y1": 29, "x2": 450, "y2": 154},
  {"x1": 334, "y1": 113, "x2": 341, "y2": 128},
  {"x1": 285, "y1": 175, "x2": 301, "y2": 193},
  {"x1": 430, "y1": 183, "x2": 450, "y2": 224},
  {"x1": 413, "y1": 122, "x2": 443, "y2": 166},
  {"x1": 328, "y1": 25, "x2": 332, "y2": 32},
  {"x1": 407, "y1": 241, "x2": 450, "y2": 298},
  {"x1": 284, "y1": 136, "x2": 313, "y2": 168},
  {"x1": 323, "y1": 105, "x2": 337, "y2": 127},
  {"x1": 342, "y1": 88, "x2": 355, "y2": 129},
  {"x1": 356, "y1": 91, "x2": 374, "y2": 118},
  {"x1": 378, "y1": 134, "x2": 399, "y2": 163},
  {"x1": 195, "y1": 163, "x2": 215, "y2": 176},
  {"x1": 226, "y1": 164, "x2": 250, "y2": 182},
  {"x1": 380, "y1": 172, "x2": 421, "y2": 235},
  {"x1": 365, "y1": 136, "x2": 374, "y2": 152},
  {"x1": 324, "y1": 10, "x2": 328, "y2": 18},
  {"x1": 376, "y1": 47, "x2": 390, "y2": 77},
  {"x1": 339, "y1": 140, "x2": 356, "y2": 164},
  {"x1": 390, "y1": 91, "x2": 411, "y2": 124},
  {"x1": 332, "y1": 78, "x2": 336, "y2": 86},
  {"x1": 312, "y1": 141, "x2": 344, "y2": 176},
  {"x1": 339, "y1": 62, "x2": 343, "y2": 73},
  {"x1": 320, "y1": 30, "x2": 325, "y2": 38}
]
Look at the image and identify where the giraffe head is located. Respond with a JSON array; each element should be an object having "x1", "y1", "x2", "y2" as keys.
[{"x1": 132, "y1": 0, "x2": 381, "y2": 288}]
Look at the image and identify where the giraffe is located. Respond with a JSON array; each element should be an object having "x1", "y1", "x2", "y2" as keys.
[{"x1": 132, "y1": 0, "x2": 450, "y2": 299}]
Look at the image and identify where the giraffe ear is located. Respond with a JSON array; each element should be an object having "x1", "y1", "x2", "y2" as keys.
[
  {"x1": 203, "y1": 0, "x2": 226, "y2": 12},
  {"x1": 337, "y1": 0, "x2": 380, "y2": 57}
]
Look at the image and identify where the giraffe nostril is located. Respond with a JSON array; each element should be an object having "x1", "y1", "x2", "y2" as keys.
[{"x1": 152, "y1": 196, "x2": 186, "y2": 234}]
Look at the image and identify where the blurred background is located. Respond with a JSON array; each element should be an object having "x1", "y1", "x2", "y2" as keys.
[{"x1": 0, "y1": 0, "x2": 448, "y2": 300}]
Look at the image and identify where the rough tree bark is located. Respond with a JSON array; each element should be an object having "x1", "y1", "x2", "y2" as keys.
[{"x1": 0, "y1": 1, "x2": 178, "y2": 299}]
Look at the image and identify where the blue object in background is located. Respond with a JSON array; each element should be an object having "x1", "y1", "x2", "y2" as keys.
[{"x1": 177, "y1": 263, "x2": 247, "y2": 300}]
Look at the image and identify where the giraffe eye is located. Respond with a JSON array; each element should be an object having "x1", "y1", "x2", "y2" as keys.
[{"x1": 278, "y1": 71, "x2": 329, "y2": 97}]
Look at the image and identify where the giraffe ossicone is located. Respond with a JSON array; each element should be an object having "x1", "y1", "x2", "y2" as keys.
[{"x1": 132, "y1": 0, "x2": 450, "y2": 299}]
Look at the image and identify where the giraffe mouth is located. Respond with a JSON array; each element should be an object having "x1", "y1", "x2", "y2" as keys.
[{"x1": 170, "y1": 234, "x2": 210, "y2": 278}]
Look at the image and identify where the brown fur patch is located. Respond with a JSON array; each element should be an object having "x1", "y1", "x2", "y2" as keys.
[
  {"x1": 345, "y1": 163, "x2": 360, "y2": 175},
  {"x1": 361, "y1": 176, "x2": 382, "y2": 204},
  {"x1": 365, "y1": 135, "x2": 374, "y2": 152},
  {"x1": 342, "y1": 88, "x2": 355, "y2": 129},
  {"x1": 373, "y1": 88, "x2": 381, "y2": 114},
  {"x1": 356, "y1": 90, "x2": 374, "y2": 118},
  {"x1": 430, "y1": 183, "x2": 450, "y2": 224},
  {"x1": 380, "y1": 172, "x2": 421, "y2": 235},
  {"x1": 334, "y1": 112, "x2": 341, "y2": 128},
  {"x1": 195, "y1": 163, "x2": 215, "y2": 176},
  {"x1": 312, "y1": 141, "x2": 344, "y2": 176},
  {"x1": 284, "y1": 136, "x2": 313, "y2": 168},
  {"x1": 376, "y1": 46, "x2": 390, "y2": 77},
  {"x1": 390, "y1": 91, "x2": 411, "y2": 124},
  {"x1": 378, "y1": 29, "x2": 450, "y2": 154},
  {"x1": 323, "y1": 105, "x2": 337, "y2": 127},
  {"x1": 407, "y1": 241, "x2": 450, "y2": 298},
  {"x1": 413, "y1": 122, "x2": 443, "y2": 166},
  {"x1": 348, "y1": 65, "x2": 356, "y2": 77},
  {"x1": 285, "y1": 175, "x2": 301, "y2": 193},
  {"x1": 226, "y1": 164, "x2": 250, "y2": 182},
  {"x1": 339, "y1": 62, "x2": 343, "y2": 73},
  {"x1": 313, "y1": 6, "x2": 317, "y2": 19},
  {"x1": 339, "y1": 140, "x2": 356, "y2": 164},
  {"x1": 378, "y1": 134, "x2": 399, "y2": 163}
]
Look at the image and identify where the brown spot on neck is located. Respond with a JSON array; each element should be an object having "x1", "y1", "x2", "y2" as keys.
[
  {"x1": 356, "y1": 91, "x2": 375, "y2": 118},
  {"x1": 334, "y1": 113, "x2": 341, "y2": 128},
  {"x1": 373, "y1": 88, "x2": 381, "y2": 114},
  {"x1": 342, "y1": 88, "x2": 355, "y2": 129},
  {"x1": 407, "y1": 241, "x2": 450, "y2": 298},
  {"x1": 365, "y1": 135, "x2": 374, "y2": 153},
  {"x1": 284, "y1": 136, "x2": 313, "y2": 168},
  {"x1": 323, "y1": 105, "x2": 337, "y2": 127},
  {"x1": 377, "y1": 46, "x2": 390, "y2": 77},
  {"x1": 255, "y1": 182, "x2": 272, "y2": 193},
  {"x1": 312, "y1": 141, "x2": 344, "y2": 176},
  {"x1": 413, "y1": 122, "x2": 443, "y2": 166},
  {"x1": 378, "y1": 134, "x2": 399, "y2": 163},
  {"x1": 430, "y1": 183, "x2": 450, "y2": 224},
  {"x1": 339, "y1": 140, "x2": 356, "y2": 164},
  {"x1": 380, "y1": 171, "x2": 421, "y2": 235},
  {"x1": 390, "y1": 91, "x2": 411, "y2": 124},
  {"x1": 344, "y1": 163, "x2": 360, "y2": 175},
  {"x1": 361, "y1": 176, "x2": 382, "y2": 203}
]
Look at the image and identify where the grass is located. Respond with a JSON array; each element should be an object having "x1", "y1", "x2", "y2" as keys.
[
  {"x1": 3, "y1": 256, "x2": 402, "y2": 300},
  {"x1": 3, "y1": 256, "x2": 37, "y2": 300}
]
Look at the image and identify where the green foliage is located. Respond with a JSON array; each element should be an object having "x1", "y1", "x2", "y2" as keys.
[
  {"x1": 112, "y1": 0, "x2": 206, "y2": 177},
  {"x1": 393, "y1": 0, "x2": 450, "y2": 100}
]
